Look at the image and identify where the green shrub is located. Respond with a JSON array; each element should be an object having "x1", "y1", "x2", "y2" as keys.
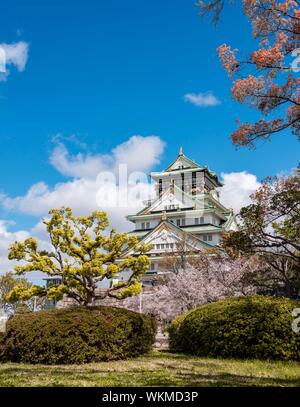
[
  {"x1": 0, "y1": 306, "x2": 157, "y2": 364},
  {"x1": 169, "y1": 295, "x2": 300, "y2": 360}
]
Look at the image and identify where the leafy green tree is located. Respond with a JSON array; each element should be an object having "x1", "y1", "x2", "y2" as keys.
[
  {"x1": 6, "y1": 208, "x2": 151, "y2": 306},
  {"x1": 223, "y1": 172, "x2": 300, "y2": 297}
]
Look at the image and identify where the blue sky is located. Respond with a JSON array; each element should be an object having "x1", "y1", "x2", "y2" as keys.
[{"x1": 0, "y1": 0, "x2": 299, "y2": 264}]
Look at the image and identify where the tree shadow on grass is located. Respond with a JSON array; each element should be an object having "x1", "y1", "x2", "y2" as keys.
[
  {"x1": 0, "y1": 366, "x2": 299, "y2": 387},
  {"x1": 174, "y1": 371, "x2": 300, "y2": 387},
  {"x1": 0, "y1": 353, "x2": 300, "y2": 387}
]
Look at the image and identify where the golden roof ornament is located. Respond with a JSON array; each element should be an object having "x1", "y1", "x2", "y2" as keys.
[
  {"x1": 162, "y1": 210, "x2": 168, "y2": 221},
  {"x1": 179, "y1": 146, "x2": 183, "y2": 156}
]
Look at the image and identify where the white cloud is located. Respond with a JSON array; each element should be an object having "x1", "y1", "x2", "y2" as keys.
[
  {"x1": 50, "y1": 135, "x2": 165, "y2": 178},
  {"x1": 0, "y1": 135, "x2": 163, "y2": 244},
  {"x1": 219, "y1": 171, "x2": 261, "y2": 214},
  {"x1": 0, "y1": 219, "x2": 54, "y2": 281},
  {"x1": 0, "y1": 220, "x2": 30, "y2": 274},
  {"x1": 184, "y1": 91, "x2": 221, "y2": 107},
  {"x1": 0, "y1": 41, "x2": 29, "y2": 81},
  {"x1": 49, "y1": 143, "x2": 108, "y2": 179},
  {"x1": 112, "y1": 135, "x2": 165, "y2": 174},
  {"x1": 2, "y1": 179, "x2": 107, "y2": 216},
  {"x1": 1, "y1": 178, "x2": 156, "y2": 231}
]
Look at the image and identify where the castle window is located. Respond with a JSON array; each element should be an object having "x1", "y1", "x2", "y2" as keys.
[
  {"x1": 195, "y1": 218, "x2": 199, "y2": 225},
  {"x1": 165, "y1": 204, "x2": 178, "y2": 211},
  {"x1": 159, "y1": 179, "x2": 163, "y2": 196},
  {"x1": 146, "y1": 222, "x2": 150, "y2": 229},
  {"x1": 203, "y1": 235, "x2": 208, "y2": 242},
  {"x1": 200, "y1": 217, "x2": 204, "y2": 224},
  {"x1": 176, "y1": 219, "x2": 180, "y2": 227},
  {"x1": 192, "y1": 172, "x2": 196, "y2": 195},
  {"x1": 208, "y1": 235, "x2": 213, "y2": 242},
  {"x1": 181, "y1": 219, "x2": 186, "y2": 226},
  {"x1": 156, "y1": 244, "x2": 161, "y2": 249},
  {"x1": 141, "y1": 222, "x2": 145, "y2": 229}
]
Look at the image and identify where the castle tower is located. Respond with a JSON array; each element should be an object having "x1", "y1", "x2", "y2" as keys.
[{"x1": 125, "y1": 148, "x2": 238, "y2": 283}]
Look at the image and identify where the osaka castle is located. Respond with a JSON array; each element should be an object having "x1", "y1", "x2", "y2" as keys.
[{"x1": 125, "y1": 148, "x2": 238, "y2": 282}]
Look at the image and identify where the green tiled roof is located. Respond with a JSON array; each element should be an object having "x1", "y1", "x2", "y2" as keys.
[
  {"x1": 127, "y1": 230, "x2": 149, "y2": 238},
  {"x1": 164, "y1": 153, "x2": 201, "y2": 172}
]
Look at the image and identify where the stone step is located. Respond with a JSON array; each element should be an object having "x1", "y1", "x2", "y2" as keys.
[{"x1": 154, "y1": 331, "x2": 169, "y2": 350}]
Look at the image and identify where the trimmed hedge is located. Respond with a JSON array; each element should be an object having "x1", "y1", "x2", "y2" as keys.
[
  {"x1": 0, "y1": 306, "x2": 157, "y2": 364},
  {"x1": 169, "y1": 295, "x2": 300, "y2": 360}
]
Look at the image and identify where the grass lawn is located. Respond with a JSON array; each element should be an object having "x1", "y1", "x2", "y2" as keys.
[{"x1": 0, "y1": 351, "x2": 299, "y2": 387}]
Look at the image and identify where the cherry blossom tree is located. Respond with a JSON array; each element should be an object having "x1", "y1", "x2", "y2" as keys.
[
  {"x1": 198, "y1": 0, "x2": 300, "y2": 148},
  {"x1": 104, "y1": 254, "x2": 258, "y2": 323}
]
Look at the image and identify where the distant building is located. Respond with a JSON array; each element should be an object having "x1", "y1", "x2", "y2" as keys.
[
  {"x1": 0, "y1": 308, "x2": 9, "y2": 333},
  {"x1": 43, "y1": 277, "x2": 63, "y2": 309}
]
